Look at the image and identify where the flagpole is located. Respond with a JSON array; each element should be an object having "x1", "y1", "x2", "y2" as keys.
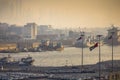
[
  {"x1": 97, "y1": 35, "x2": 102, "y2": 80},
  {"x1": 81, "y1": 33, "x2": 84, "y2": 69},
  {"x1": 111, "y1": 32, "x2": 114, "y2": 73},
  {"x1": 81, "y1": 32, "x2": 84, "y2": 70}
]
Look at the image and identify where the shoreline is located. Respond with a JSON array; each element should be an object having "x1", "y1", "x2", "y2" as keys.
[{"x1": 0, "y1": 60, "x2": 120, "y2": 80}]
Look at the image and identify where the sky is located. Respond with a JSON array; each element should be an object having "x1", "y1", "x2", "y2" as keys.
[{"x1": 0, "y1": 0, "x2": 120, "y2": 28}]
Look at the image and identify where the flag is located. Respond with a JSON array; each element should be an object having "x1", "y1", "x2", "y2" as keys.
[
  {"x1": 108, "y1": 35, "x2": 112, "y2": 39},
  {"x1": 77, "y1": 36, "x2": 82, "y2": 41},
  {"x1": 89, "y1": 42, "x2": 98, "y2": 51}
]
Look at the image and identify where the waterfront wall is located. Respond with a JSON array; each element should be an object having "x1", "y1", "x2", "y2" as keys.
[
  {"x1": 17, "y1": 41, "x2": 40, "y2": 50},
  {"x1": 0, "y1": 43, "x2": 17, "y2": 51},
  {"x1": 0, "y1": 41, "x2": 40, "y2": 52}
]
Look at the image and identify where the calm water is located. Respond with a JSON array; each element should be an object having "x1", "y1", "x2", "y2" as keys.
[{"x1": 0, "y1": 45, "x2": 120, "y2": 67}]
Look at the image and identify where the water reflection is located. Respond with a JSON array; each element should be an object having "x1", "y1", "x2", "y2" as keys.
[{"x1": 0, "y1": 45, "x2": 120, "y2": 67}]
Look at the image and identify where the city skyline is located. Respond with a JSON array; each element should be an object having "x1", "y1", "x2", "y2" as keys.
[{"x1": 0, "y1": 0, "x2": 120, "y2": 28}]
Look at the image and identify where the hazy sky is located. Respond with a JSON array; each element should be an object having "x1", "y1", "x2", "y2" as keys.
[{"x1": 0, "y1": 0, "x2": 120, "y2": 28}]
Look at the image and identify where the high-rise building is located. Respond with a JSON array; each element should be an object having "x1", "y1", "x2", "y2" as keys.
[{"x1": 23, "y1": 23, "x2": 37, "y2": 39}]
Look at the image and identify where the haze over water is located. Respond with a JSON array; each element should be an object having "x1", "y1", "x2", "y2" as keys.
[{"x1": 0, "y1": 45, "x2": 120, "y2": 67}]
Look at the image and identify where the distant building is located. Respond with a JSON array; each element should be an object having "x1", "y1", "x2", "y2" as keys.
[
  {"x1": 37, "y1": 25, "x2": 53, "y2": 35},
  {"x1": 23, "y1": 23, "x2": 37, "y2": 39},
  {"x1": 0, "y1": 23, "x2": 23, "y2": 41},
  {"x1": 37, "y1": 34, "x2": 58, "y2": 40},
  {"x1": 0, "y1": 34, "x2": 22, "y2": 41},
  {"x1": 69, "y1": 30, "x2": 79, "y2": 39},
  {"x1": 9, "y1": 25, "x2": 23, "y2": 36},
  {"x1": 37, "y1": 25, "x2": 60, "y2": 40},
  {"x1": 0, "y1": 23, "x2": 9, "y2": 34}
]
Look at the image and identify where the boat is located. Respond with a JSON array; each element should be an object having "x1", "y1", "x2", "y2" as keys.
[
  {"x1": 104, "y1": 25, "x2": 120, "y2": 45},
  {"x1": 39, "y1": 40, "x2": 64, "y2": 51},
  {"x1": 19, "y1": 56, "x2": 34, "y2": 66},
  {"x1": 74, "y1": 35, "x2": 96, "y2": 48},
  {"x1": 86, "y1": 35, "x2": 97, "y2": 47},
  {"x1": 0, "y1": 55, "x2": 34, "y2": 67}
]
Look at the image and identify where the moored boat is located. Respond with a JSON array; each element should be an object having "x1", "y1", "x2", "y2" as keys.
[
  {"x1": 19, "y1": 56, "x2": 34, "y2": 66},
  {"x1": 39, "y1": 40, "x2": 64, "y2": 51},
  {"x1": 0, "y1": 55, "x2": 34, "y2": 67}
]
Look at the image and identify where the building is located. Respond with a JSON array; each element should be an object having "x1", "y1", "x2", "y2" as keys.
[
  {"x1": 9, "y1": 25, "x2": 23, "y2": 36},
  {"x1": 0, "y1": 23, "x2": 9, "y2": 34},
  {"x1": 37, "y1": 34, "x2": 58, "y2": 40},
  {"x1": 23, "y1": 23, "x2": 37, "y2": 39},
  {"x1": 68, "y1": 30, "x2": 79, "y2": 39},
  {"x1": 37, "y1": 25, "x2": 55, "y2": 35},
  {"x1": 0, "y1": 23, "x2": 24, "y2": 41},
  {"x1": 37, "y1": 25, "x2": 50, "y2": 35}
]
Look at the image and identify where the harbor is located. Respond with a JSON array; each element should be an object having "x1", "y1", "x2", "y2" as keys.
[
  {"x1": 0, "y1": 25, "x2": 120, "y2": 80},
  {"x1": 0, "y1": 45, "x2": 120, "y2": 80},
  {"x1": 0, "y1": 0, "x2": 120, "y2": 79},
  {"x1": 0, "y1": 45, "x2": 119, "y2": 66}
]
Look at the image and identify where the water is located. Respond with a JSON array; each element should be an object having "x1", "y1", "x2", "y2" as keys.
[{"x1": 0, "y1": 45, "x2": 120, "y2": 67}]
